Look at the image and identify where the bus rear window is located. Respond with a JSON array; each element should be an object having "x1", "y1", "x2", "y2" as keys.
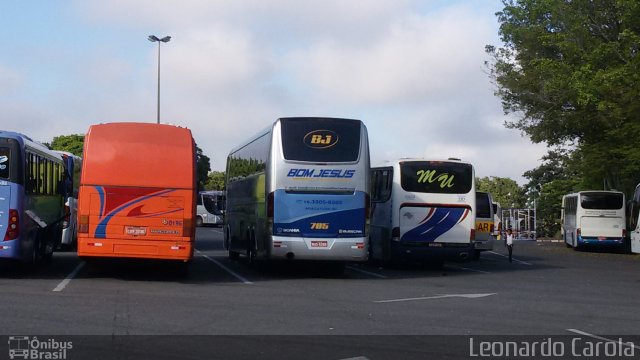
[
  {"x1": 581, "y1": 192, "x2": 623, "y2": 210},
  {"x1": 476, "y1": 193, "x2": 492, "y2": 218},
  {"x1": 0, "y1": 147, "x2": 9, "y2": 179},
  {"x1": 400, "y1": 161, "x2": 473, "y2": 194},
  {"x1": 280, "y1": 118, "x2": 361, "y2": 162}
]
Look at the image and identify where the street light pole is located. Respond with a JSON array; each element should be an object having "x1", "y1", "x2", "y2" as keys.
[{"x1": 148, "y1": 35, "x2": 171, "y2": 124}]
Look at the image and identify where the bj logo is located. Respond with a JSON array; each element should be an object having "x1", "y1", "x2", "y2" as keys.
[{"x1": 304, "y1": 130, "x2": 339, "y2": 149}]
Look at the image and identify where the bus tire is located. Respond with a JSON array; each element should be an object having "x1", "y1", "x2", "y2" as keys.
[
  {"x1": 471, "y1": 250, "x2": 481, "y2": 260},
  {"x1": 196, "y1": 216, "x2": 203, "y2": 227},
  {"x1": 246, "y1": 230, "x2": 256, "y2": 265},
  {"x1": 228, "y1": 250, "x2": 240, "y2": 260}
]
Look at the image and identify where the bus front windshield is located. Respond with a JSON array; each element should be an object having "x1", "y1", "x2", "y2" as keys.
[{"x1": 400, "y1": 161, "x2": 473, "y2": 194}]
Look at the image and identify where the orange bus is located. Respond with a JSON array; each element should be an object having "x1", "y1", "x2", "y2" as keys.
[{"x1": 77, "y1": 122, "x2": 196, "y2": 262}]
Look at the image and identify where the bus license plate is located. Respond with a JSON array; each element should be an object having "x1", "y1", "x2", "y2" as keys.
[
  {"x1": 311, "y1": 241, "x2": 328, "y2": 248},
  {"x1": 598, "y1": 236, "x2": 606, "y2": 240},
  {"x1": 126, "y1": 226, "x2": 147, "y2": 236},
  {"x1": 428, "y1": 243, "x2": 443, "y2": 247}
]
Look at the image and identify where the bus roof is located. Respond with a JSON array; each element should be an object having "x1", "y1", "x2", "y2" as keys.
[
  {"x1": 81, "y1": 122, "x2": 195, "y2": 189},
  {"x1": 0, "y1": 130, "x2": 62, "y2": 158}
]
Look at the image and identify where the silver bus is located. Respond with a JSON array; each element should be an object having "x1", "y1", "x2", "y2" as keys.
[
  {"x1": 196, "y1": 190, "x2": 225, "y2": 226},
  {"x1": 224, "y1": 117, "x2": 370, "y2": 270}
]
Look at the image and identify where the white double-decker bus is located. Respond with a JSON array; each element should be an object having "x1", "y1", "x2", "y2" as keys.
[
  {"x1": 561, "y1": 191, "x2": 626, "y2": 250},
  {"x1": 224, "y1": 117, "x2": 370, "y2": 271},
  {"x1": 370, "y1": 158, "x2": 476, "y2": 267}
]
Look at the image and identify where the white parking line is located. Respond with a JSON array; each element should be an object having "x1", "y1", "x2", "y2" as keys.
[
  {"x1": 487, "y1": 251, "x2": 532, "y2": 265},
  {"x1": 196, "y1": 250, "x2": 253, "y2": 284},
  {"x1": 375, "y1": 293, "x2": 496, "y2": 303},
  {"x1": 567, "y1": 329, "x2": 640, "y2": 350},
  {"x1": 447, "y1": 265, "x2": 491, "y2": 274},
  {"x1": 346, "y1": 265, "x2": 388, "y2": 279},
  {"x1": 52, "y1": 261, "x2": 86, "y2": 292}
]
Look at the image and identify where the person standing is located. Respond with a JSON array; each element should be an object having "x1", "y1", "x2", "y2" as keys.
[{"x1": 506, "y1": 228, "x2": 514, "y2": 262}]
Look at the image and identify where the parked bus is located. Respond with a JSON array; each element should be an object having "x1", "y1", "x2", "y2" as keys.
[
  {"x1": 561, "y1": 191, "x2": 626, "y2": 250},
  {"x1": 492, "y1": 201, "x2": 502, "y2": 241},
  {"x1": 0, "y1": 131, "x2": 65, "y2": 264},
  {"x1": 224, "y1": 117, "x2": 370, "y2": 270},
  {"x1": 370, "y1": 158, "x2": 476, "y2": 266},
  {"x1": 77, "y1": 123, "x2": 196, "y2": 263},
  {"x1": 55, "y1": 151, "x2": 82, "y2": 249},
  {"x1": 626, "y1": 184, "x2": 640, "y2": 254},
  {"x1": 473, "y1": 191, "x2": 495, "y2": 258},
  {"x1": 196, "y1": 190, "x2": 225, "y2": 226}
]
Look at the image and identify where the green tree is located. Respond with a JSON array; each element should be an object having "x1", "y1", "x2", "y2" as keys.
[
  {"x1": 50, "y1": 134, "x2": 84, "y2": 156},
  {"x1": 486, "y1": 0, "x2": 640, "y2": 196},
  {"x1": 537, "y1": 179, "x2": 579, "y2": 237},
  {"x1": 205, "y1": 171, "x2": 226, "y2": 190},
  {"x1": 196, "y1": 146, "x2": 211, "y2": 191},
  {"x1": 476, "y1": 176, "x2": 527, "y2": 208}
]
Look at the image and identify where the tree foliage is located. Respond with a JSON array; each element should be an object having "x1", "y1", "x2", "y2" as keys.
[
  {"x1": 205, "y1": 171, "x2": 226, "y2": 191},
  {"x1": 487, "y1": 0, "x2": 640, "y2": 196},
  {"x1": 196, "y1": 145, "x2": 211, "y2": 191},
  {"x1": 476, "y1": 176, "x2": 527, "y2": 208},
  {"x1": 50, "y1": 134, "x2": 85, "y2": 156}
]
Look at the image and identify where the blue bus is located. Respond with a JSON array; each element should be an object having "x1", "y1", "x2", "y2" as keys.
[
  {"x1": 224, "y1": 117, "x2": 370, "y2": 271},
  {"x1": 0, "y1": 131, "x2": 65, "y2": 264}
]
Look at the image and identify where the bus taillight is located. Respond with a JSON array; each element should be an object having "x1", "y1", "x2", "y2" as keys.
[
  {"x1": 470, "y1": 228, "x2": 476, "y2": 241},
  {"x1": 183, "y1": 218, "x2": 193, "y2": 237},
  {"x1": 78, "y1": 215, "x2": 89, "y2": 234},
  {"x1": 392, "y1": 227, "x2": 400, "y2": 242},
  {"x1": 576, "y1": 228, "x2": 581, "y2": 237},
  {"x1": 623, "y1": 229, "x2": 627, "y2": 237},
  {"x1": 4, "y1": 209, "x2": 19, "y2": 241},
  {"x1": 63, "y1": 205, "x2": 70, "y2": 229}
]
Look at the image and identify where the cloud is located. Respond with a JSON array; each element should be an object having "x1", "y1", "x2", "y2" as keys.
[{"x1": 4, "y1": 1, "x2": 547, "y2": 184}]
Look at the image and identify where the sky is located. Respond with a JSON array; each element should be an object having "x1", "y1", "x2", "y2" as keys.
[{"x1": 0, "y1": 0, "x2": 548, "y2": 184}]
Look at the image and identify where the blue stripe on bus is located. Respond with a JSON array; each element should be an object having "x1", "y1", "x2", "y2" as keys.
[
  {"x1": 401, "y1": 207, "x2": 468, "y2": 242},
  {"x1": 273, "y1": 208, "x2": 365, "y2": 238},
  {"x1": 94, "y1": 189, "x2": 174, "y2": 239},
  {"x1": 273, "y1": 189, "x2": 366, "y2": 238},
  {"x1": 95, "y1": 186, "x2": 105, "y2": 218}
]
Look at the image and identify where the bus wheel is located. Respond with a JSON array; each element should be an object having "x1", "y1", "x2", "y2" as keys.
[
  {"x1": 471, "y1": 250, "x2": 481, "y2": 260},
  {"x1": 196, "y1": 217, "x2": 203, "y2": 227},
  {"x1": 228, "y1": 250, "x2": 240, "y2": 260},
  {"x1": 246, "y1": 230, "x2": 256, "y2": 265}
]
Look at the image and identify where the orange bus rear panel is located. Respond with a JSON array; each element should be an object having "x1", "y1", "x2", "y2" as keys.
[
  {"x1": 77, "y1": 122, "x2": 197, "y2": 262},
  {"x1": 78, "y1": 185, "x2": 194, "y2": 260}
]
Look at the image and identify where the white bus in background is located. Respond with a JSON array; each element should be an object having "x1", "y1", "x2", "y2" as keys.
[
  {"x1": 224, "y1": 117, "x2": 370, "y2": 272},
  {"x1": 473, "y1": 191, "x2": 495, "y2": 259},
  {"x1": 196, "y1": 190, "x2": 225, "y2": 227},
  {"x1": 370, "y1": 158, "x2": 476, "y2": 267},
  {"x1": 561, "y1": 191, "x2": 626, "y2": 250},
  {"x1": 492, "y1": 201, "x2": 502, "y2": 241},
  {"x1": 55, "y1": 151, "x2": 82, "y2": 249},
  {"x1": 626, "y1": 184, "x2": 640, "y2": 253}
]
